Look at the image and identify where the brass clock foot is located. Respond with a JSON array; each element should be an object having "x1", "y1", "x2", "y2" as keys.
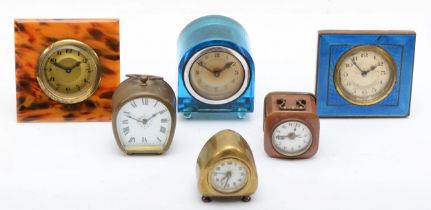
[
  {"x1": 201, "y1": 196, "x2": 212, "y2": 202},
  {"x1": 241, "y1": 196, "x2": 251, "y2": 202}
]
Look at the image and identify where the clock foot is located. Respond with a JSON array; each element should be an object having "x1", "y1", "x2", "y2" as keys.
[
  {"x1": 183, "y1": 112, "x2": 192, "y2": 119},
  {"x1": 241, "y1": 196, "x2": 251, "y2": 202},
  {"x1": 201, "y1": 196, "x2": 212, "y2": 202},
  {"x1": 237, "y1": 111, "x2": 246, "y2": 119}
]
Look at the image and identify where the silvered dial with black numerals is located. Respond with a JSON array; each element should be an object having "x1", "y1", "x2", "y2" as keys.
[
  {"x1": 115, "y1": 97, "x2": 172, "y2": 147},
  {"x1": 209, "y1": 159, "x2": 249, "y2": 193},
  {"x1": 272, "y1": 121, "x2": 312, "y2": 156}
]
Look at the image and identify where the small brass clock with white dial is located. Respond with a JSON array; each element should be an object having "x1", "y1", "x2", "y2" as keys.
[
  {"x1": 112, "y1": 75, "x2": 176, "y2": 155},
  {"x1": 196, "y1": 129, "x2": 258, "y2": 202},
  {"x1": 334, "y1": 45, "x2": 397, "y2": 105},
  {"x1": 37, "y1": 39, "x2": 101, "y2": 104}
]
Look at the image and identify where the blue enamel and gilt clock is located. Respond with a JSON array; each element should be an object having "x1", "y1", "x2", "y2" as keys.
[
  {"x1": 316, "y1": 30, "x2": 416, "y2": 117},
  {"x1": 177, "y1": 15, "x2": 255, "y2": 119}
]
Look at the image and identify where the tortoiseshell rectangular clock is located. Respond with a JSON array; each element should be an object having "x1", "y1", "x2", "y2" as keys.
[{"x1": 15, "y1": 19, "x2": 120, "y2": 122}]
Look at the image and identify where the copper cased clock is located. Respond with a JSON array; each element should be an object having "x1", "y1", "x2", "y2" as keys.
[
  {"x1": 264, "y1": 92, "x2": 320, "y2": 159},
  {"x1": 196, "y1": 129, "x2": 258, "y2": 202},
  {"x1": 112, "y1": 75, "x2": 176, "y2": 155}
]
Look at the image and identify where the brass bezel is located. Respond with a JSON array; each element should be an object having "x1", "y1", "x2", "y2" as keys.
[
  {"x1": 207, "y1": 157, "x2": 251, "y2": 194},
  {"x1": 36, "y1": 39, "x2": 101, "y2": 104},
  {"x1": 111, "y1": 75, "x2": 176, "y2": 155},
  {"x1": 271, "y1": 119, "x2": 313, "y2": 157},
  {"x1": 334, "y1": 45, "x2": 397, "y2": 106}
]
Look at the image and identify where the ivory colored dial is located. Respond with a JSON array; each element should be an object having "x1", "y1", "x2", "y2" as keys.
[
  {"x1": 272, "y1": 121, "x2": 312, "y2": 156},
  {"x1": 115, "y1": 97, "x2": 172, "y2": 147},
  {"x1": 334, "y1": 45, "x2": 396, "y2": 105},
  {"x1": 37, "y1": 40, "x2": 100, "y2": 104},
  {"x1": 188, "y1": 48, "x2": 246, "y2": 102},
  {"x1": 209, "y1": 159, "x2": 249, "y2": 193}
]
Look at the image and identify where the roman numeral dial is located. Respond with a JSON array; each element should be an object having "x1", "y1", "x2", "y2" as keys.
[{"x1": 115, "y1": 97, "x2": 172, "y2": 147}]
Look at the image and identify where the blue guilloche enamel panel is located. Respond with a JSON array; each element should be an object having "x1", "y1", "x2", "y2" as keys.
[{"x1": 316, "y1": 31, "x2": 416, "y2": 117}]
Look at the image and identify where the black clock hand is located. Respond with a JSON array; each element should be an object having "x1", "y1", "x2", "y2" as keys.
[
  {"x1": 126, "y1": 115, "x2": 141, "y2": 122},
  {"x1": 142, "y1": 112, "x2": 159, "y2": 124},
  {"x1": 223, "y1": 174, "x2": 231, "y2": 189},
  {"x1": 364, "y1": 63, "x2": 382, "y2": 74},
  {"x1": 351, "y1": 59, "x2": 365, "y2": 73},
  {"x1": 69, "y1": 61, "x2": 81, "y2": 70},
  {"x1": 63, "y1": 62, "x2": 82, "y2": 73},
  {"x1": 52, "y1": 62, "x2": 69, "y2": 72}
]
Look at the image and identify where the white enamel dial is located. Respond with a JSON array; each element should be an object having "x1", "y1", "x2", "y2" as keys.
[
  {"x1": 209, "y1": 159, "x2": 249, "y2": 193},
  {"x1": 115, "y1": 97, "x2": 172, "y2": 147},
  {"x1": 335, "y1": 45, "x2": 396, "y2": 105},
  {"x1": 272, "y1": 121, "x2": 312, "y2": 156}
]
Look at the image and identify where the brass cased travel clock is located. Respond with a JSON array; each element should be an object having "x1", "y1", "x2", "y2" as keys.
[
  {"x1": 196, "y1": 129, "x2": 258, "y2": 202},
  {"x1": 112, "y1": 75, "x2": 176, "y2": 155},
  {"x1": 37, "y1": 39, "x2": 101, "y2": 104},
  {"x1": 264, "y1": 92, "x2": 320, "y2": 159}
]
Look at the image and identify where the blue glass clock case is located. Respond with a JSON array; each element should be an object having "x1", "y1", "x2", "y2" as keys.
[
  {"x1": 177, "y1": 15, "x2": 255, "y2": 119},
  {"x1": 315, "y1": 30, "x2": 415, "y2": 117}
]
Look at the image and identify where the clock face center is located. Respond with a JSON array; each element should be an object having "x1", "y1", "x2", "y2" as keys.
[
  {"x1": 287, "y1": 132, "x2": 297, "y2": 140},
  {"x1": 272, "y1": 121, "x2": 313, "y2": 156}
]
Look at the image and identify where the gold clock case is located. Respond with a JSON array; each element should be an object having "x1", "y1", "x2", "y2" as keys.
[
  {"x1": 333, "y1": 45, "x2": 397, "y2": 105},
  {"x1": 112, "y1": 74, "x2": 176, "y2": 155},
  {"x1": 37, "y1": 39, "x2": 101, "y2": 104},
  {"x1": 196, "y1": 129, "x2": 258, "y2": 201}
]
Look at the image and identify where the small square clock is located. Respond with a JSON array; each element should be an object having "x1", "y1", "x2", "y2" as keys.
[
  {"x1": 315, "y1": 30, "x2": 415, "y2": 117},
  {"x1": 15, "y1": 19, "x2": 120, "y2": 122}
]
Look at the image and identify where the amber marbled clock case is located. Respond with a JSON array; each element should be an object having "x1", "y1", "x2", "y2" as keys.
[{"x1": 15, "y1": 19, "x2": 120, "y2": 122}]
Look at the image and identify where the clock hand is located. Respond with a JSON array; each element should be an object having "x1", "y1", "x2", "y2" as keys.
[
  {"x1": 364, "y1": 63, "x2": 382, "y2": 74},
  {"x1": 351, "y1": 59, "x2": 365, "y2": 73},
  {"x1": 126, "y1": 115, "x2": 141, "y2": 122},
  {"x1": 197, "y1": 61, "x2": 214, "y2": 72},
  {"x1": 142, "y1": 112, "x2": 159, "y2": 124},
  {"x1": 223, "y1": 173, "x2": 231, "y2": 189},
  {"x1": 63, "y1": 62, "x2": 82, "y2": 73},
  {"x1": 219, "y1": 62, "x2": 235, "y2": 72},
  {"x1": 52, "y1": 62, "x2": 69, "y2": 72},
  {"x1": 69, "y1": 61, "x2": 82, "y2": 70}
]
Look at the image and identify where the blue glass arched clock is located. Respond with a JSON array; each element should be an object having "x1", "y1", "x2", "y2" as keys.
[{"x1": 177, "y1": 15, "x2": 255, "y2": 119}]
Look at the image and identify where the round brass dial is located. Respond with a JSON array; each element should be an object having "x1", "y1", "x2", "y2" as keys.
[
  {"x1": 334, "y1": 45, "x2": 397, "y2": 105},
  {"x1": 37, "y1": 39, "x2": 101, "y2": 104}
]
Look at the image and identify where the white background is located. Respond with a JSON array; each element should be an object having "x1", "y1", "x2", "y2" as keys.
[{"x1": 0, "y1": 0, "x2": 430, "y2": 209}]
